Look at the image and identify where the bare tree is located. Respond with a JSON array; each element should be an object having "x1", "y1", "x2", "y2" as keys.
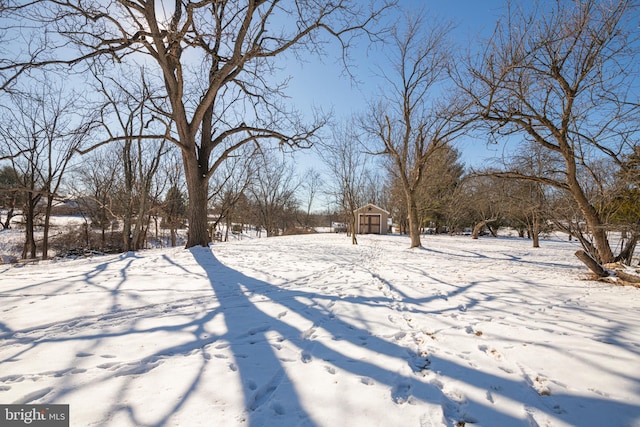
[
  {"x1": 162, "y1": 184, "x2": 186, "y2": 247},
  {"x1": 92, "y1": 69, "x2": 170, "y2": 251},
  {"x1": 0, "y1": 80, "x2": 90, "y2": 259},
  {"x1": 208, "y1": 144, "x2": 257, "y2": 241},
  {"x1": 415, "y1": 143, "x2": 464, "y2": 233},
  {"x1": 249, "y1": 150, "x2": 300, "y2": 237},
  {"x1": 4, "y1": 0, "x2": 394, "y2": 247},
  {"x1": 70, "y1": 147, "x2": 120, "y2": 251},
  {"x1": 361, "y1": 167, "x2": 390, "y2": 210},
  {"x1": 0, "y1": 165, "x2": 22, "y2": 229},
  {"x1": 504, "y1": 180, "x2": 547, "y2": 247},
  {"x1": 363, "y1": 12, "x2": 469, "y2": 248},
  {"x1": 459, "y1": 0, "x2": 640, "y2": 268},
  {"x1": 154, "y1": 150, "x2": 186, "y2": 247},
  {"x1": 482, "y1": 141, "x2": 555, "y2": 247},
  {"x1": 606, "y1": 147, "x2": 640, "y2": 265},
  {"x1": 464, "y1": 174, "x2": 505, "y2": 239},
  {"x1": 300, "y1": 168, "x2": 324, "y2": 229},
  {"x1": 322, "y1": 120, "x2": 370, "y2": 244}
]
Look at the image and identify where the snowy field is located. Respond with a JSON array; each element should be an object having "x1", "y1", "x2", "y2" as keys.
[{"x1": 1, "y1": 232, "x2": 639, "y2": 426}]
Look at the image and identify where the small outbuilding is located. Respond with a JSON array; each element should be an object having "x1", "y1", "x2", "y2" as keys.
[{"x1": 354, "y1": 204, "x2": 390, "y2": 235}]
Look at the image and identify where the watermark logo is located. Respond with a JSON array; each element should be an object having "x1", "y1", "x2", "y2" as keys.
[{"x1": 1, "y1": 405, "x2": 69, "y2": 426}]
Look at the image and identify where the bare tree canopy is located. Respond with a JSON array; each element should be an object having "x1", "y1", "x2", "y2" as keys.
[
  {"x1": 363, "y1": 11, "x2": 470, "y2": 248},
  {"x1": 249, "y1": 149, "x2": 300, "y2": 237},
  {"x1": 322, "y1": 119, "x2": 372, "y2": 245},
  {"x1": 0, "y1": 79, "x2": 93, "y2": 259},
  {"x1": 458, "y1": 0, "x2": 640, "y2": 265},
  {"x1": 1, "y1": 0, "x2": 395, "y2": 247}
]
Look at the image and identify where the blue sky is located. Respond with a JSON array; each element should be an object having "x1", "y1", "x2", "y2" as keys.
[
  {"x1": 286, "y1": 1, "x2": 506, "y2": 116},
  {"x1": 286, "y1": 0, "x2": 510, "y2": 189}
]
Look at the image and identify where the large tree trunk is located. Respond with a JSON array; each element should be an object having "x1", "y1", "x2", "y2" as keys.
[
  {"x1": 349, "y1": 212, "x2": 358, "y2": 245},
  {"x1": 132, "y1": 199, "x2": 148, "y2": 250},
  {"x1": 566, "y1": 154, "x2": 614, "y2": 264},
  {"x1": 574, "y1": 199, "x2": 613, "y2": 263},
  {"x1": 575, "y1": 250, "x2": 608, "y2": 277},
  {"x1": 614, "y1": 268, "x2": 640, "y2": 284},
  {"x1": 2, "y1": 205, "x2": 15, "y2": 229},
  {"x1": 22, "y1": 194, "x2": 38, "y2": 260},
  {"x1": 123, "y1": 217, "x2": 133, "y2": 252},
  {"x1": 184, "y1": 155, "x2": 211, "y2": 247},
  {"x1": 531, "y1": 211, "x2": 540, "y2": 248},
  {"x1": 615, "y1": 233, "x2": 638, "y2": 266},
  {"x1": 531, "y1": 228, "x2": 540, "y2": 248},
  {"x1": 225, "y1": 216, "x2": 231, "y2": 242},
  {"x1": 471, "y1": 218, "x2": 498, "y2": 240},
  {"x1": 471, "y1": 221, "x2": 484, "y2": 240},
  {"x1": 407, "y1": 197, "x2": 422, "y2": 248},
  {"x1": 122, "y1": 141, "x2": 134, "y2": 252}
]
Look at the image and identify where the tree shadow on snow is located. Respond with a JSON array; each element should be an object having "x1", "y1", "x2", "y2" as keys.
[
  {"x1": 190, "y1": 247, "x2": 640, "y2": 427},
  {"x1": 2, "y1": 246, "x2": 638, "y2": 426}
]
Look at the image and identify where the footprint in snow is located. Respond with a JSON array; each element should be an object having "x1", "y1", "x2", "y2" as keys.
[
  {"x1": 270, "y1": 402, "x2": 285, "y2": 415},
  {"x1": 15, "y1": 387, "x2": 53, "y2": 404},
  {"x1": 442, "y1": 389, "x2": 477, "y2": 426},
  {"x1": 478, "y1": 345, "x2": 502, "y2": 360},
  {"x1": 531, "y1": 375, "x2": 551, "y2": 396},
  {"x1": 392, "y1": 331, "x2": 407, "y2": 341},
  {"x1": 588, "y1": 388, "x2": 609, "y2": 397},
  {"x1": 248, "y1": 324, "x2": 270, "y2": 336},
  {"x1": 402, "y1": 314, "x2": 414, "y2": 328},
  {"x1": 301, "y1": 328, "x2": 316, "y2": 340},
  {"x1": 430, "y1": 377, "x2": 444, "y2": 390},
  {"x1": 391, "y1": 382, "x2": 412, "y2": 404},
  {"x1": 0, "y1": 375, "x2": 23, "y2": 384},
  {"x1": 300, "y1": 351, "x2": 312, "y2": 364},
  {"x1": 76, "y1": 352, "x2": 94, "y2": 358},
  {"x1": 97, "y1": 362, "x2": 118, "y2": 370}
]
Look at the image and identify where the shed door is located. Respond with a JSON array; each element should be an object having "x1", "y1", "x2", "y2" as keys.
[{"x1": 360, "y1": 214, "x2": 381, "y2": 234}]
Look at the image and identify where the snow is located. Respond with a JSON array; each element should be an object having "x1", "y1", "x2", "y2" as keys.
[{"x1": 1, "y1": 232, "x2": 639, "y2": 426}]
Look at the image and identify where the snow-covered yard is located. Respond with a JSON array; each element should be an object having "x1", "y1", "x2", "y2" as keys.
[{"x1": 1, "y1": 232, "x2": 639, "y2": 426}]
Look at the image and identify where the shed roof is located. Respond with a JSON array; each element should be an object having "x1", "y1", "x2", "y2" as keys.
[{"x1": 353, "y1": 203, "x2": 390, "y2": 214}]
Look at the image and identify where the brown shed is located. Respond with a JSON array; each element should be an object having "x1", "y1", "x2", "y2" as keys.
[{"x1": 354, "y1": 204, "x2": 389, "y2": 235}]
